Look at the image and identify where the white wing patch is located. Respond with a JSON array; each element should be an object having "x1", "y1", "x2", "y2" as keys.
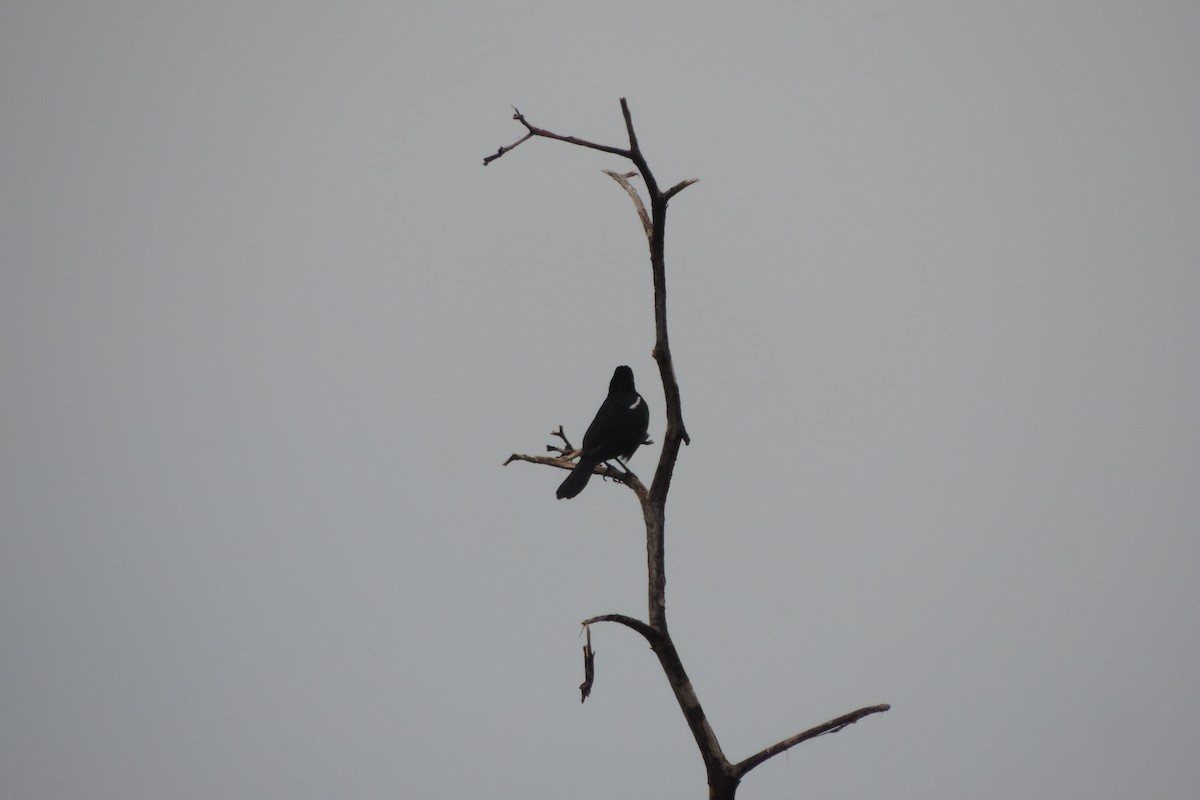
[{"x1": 629, "y1": 397, "x2": 643, "y2": 410}]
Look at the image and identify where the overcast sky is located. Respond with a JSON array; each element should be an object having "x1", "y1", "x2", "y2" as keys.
[{"x1": 3, "y1": 2, "x2": 1199, "y2": 799}]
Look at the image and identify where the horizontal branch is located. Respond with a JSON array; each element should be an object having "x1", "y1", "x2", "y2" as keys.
[
  {"x1": 484, "y1": 107, "x2": 631, "y2": 165},
  {"x1": 734, "y1": 703, "x2": 891, "y2": 777},
  {"x1": 502, "y1": 452, "x2": 573, "y2": 470}
]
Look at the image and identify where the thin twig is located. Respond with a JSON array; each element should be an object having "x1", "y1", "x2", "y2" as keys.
[{"x1": 664, "y1": 178, "x2": 700, "y2": 201}]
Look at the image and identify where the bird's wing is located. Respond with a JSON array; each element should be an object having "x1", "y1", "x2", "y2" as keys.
[{"x1": 581, "y1": 391, "x2": 642, "y2": 451}]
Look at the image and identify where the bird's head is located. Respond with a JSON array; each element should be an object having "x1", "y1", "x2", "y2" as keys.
[{"x1": 610, "y1": 365, "x2": 636, "y2": 393}]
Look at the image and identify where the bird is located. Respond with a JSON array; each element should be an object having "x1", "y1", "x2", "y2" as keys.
[{"x1": 556, "y1": 365, "x2": 650, "y2": 499}]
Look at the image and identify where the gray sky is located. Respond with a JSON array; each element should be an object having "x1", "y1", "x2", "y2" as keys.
[{"x1": 3, "y1": 2, "x2": 1199, "y2": 798}]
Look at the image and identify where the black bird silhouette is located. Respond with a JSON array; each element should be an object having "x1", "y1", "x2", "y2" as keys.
[{"x1": 556, "y1": 366, "x2": 650, "y2": 499}]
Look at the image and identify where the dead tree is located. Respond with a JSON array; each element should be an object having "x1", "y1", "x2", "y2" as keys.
[{"x1": 489, "y1": 99, "x2": 888, "y2": 800}]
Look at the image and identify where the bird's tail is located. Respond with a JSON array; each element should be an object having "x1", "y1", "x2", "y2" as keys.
[{"x1": 556, "y1": 457, "x2": 598, "y2": 499}]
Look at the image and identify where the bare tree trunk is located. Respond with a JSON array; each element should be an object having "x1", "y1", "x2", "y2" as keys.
[{"x1": 493, "y1": 99, "x2": 888, "y2": 799}]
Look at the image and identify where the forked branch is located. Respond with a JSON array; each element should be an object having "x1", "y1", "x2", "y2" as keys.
[{"x1": 483, "y1": 107, "x2": 631, "y2": 165}]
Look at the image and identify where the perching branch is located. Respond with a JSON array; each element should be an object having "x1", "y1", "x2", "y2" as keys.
[
  {"x1": 504, "y1": 426, "x2": 649, "y2": 500},
  {"x1": 489, "y1": 99, "x2": 886, "y2": 800}
]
